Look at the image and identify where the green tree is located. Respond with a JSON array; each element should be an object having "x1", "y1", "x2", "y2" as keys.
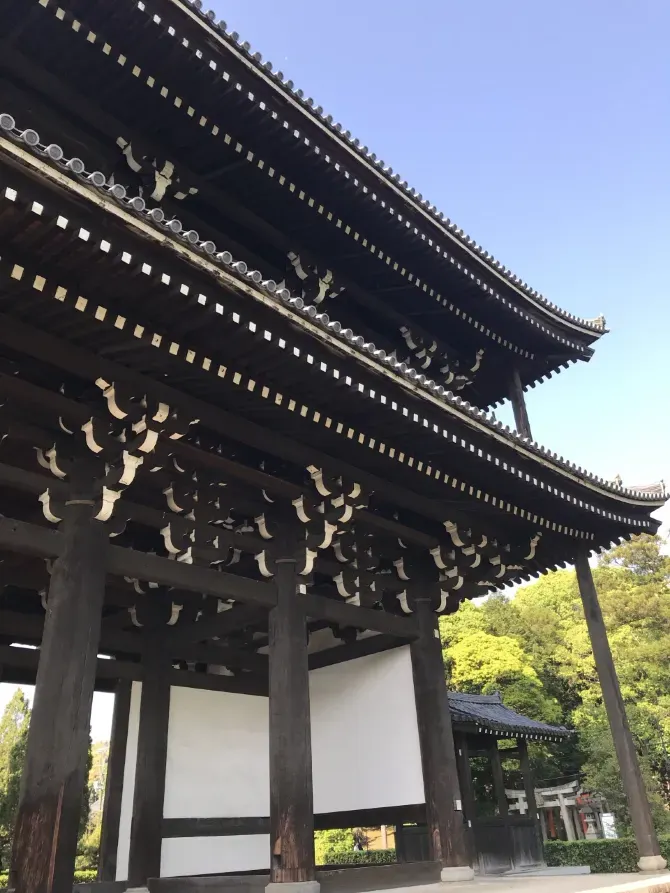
[
  {"x1": 0, "y1": 690, "x2": 31, "y2": 868},
  {"x1": 440, "y1": 534, "x2": 670, "y2": 831}
]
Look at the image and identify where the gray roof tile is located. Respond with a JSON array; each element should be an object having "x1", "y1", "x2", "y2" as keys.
[{"x1": 448, "y1": 691, "x2": 572, "y2": 739}]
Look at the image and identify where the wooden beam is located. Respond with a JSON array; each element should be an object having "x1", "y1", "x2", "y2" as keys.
[
  {"x1": 0, "y1": 645, "x2": 141, "y2": 682},
  {"x1": 0, "y1": 313, "x2": 509, "y2": 544},
  {"x1": 167, "y1": 603, "x2": 268, "y2": 646},
  {"x1": 169, "y1": 667, "x2": 267, "y2": 697},
  {"x1": 0, "y1": 607, "x2": 265, "y2": 672},
  {"x1": 162, "y1": 816, "x2": 269, "y2": 839},
  {"x1": 308, "y1": 633, "x2": 405, "y2": 670},
  {"x1": 11, "y1": 472, "x2": 108, "y2": 893},
  {"x1": 127, "y1": 635, "x2": 171, "y2": 888},
  {"x1": 0, "y1": 517, "x2": 418, "y2": 639},
  {"x1": 269, "y1": 558, "x2": 315, "y2": 883},
  {"x1": 575, "y1": 552, "x2": 665, "y2": 869},
  {"x1": 99, "y1": 681, "x2": 132, "y2": 883},
  {"x1": 410, "y1": 598, "x2": 472, "y2": 877},
  {"x1": 162, "y1": 804, "x2": 426, "y2": 839},
  {"x1": 0, "y1": 517, "x2": 276, "y2": 606},
  {"x1": 302, "y1": 593, "x2": 419, "y2": 638}
]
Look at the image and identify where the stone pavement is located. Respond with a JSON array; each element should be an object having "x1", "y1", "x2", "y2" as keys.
[{"x1": 383, "y1": 874, "x2": 670, "y2": 893}]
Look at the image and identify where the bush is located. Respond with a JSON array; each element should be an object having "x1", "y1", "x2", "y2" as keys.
[
  {"x1": 0, "y1": 869, "x2": 98, "y2": 888},
  {"x1": 320, "y1": 849, "x2": 396, "y2": 866},
  {"x1": 74, "y1": 871, "x2": 98, "y2": 884},
  {"x1": 545, "y1": 837, "x2": 670, "y2": 873}
]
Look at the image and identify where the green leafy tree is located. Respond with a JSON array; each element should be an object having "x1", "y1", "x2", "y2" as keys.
[
  {"x1": 0, "y1": 690, "x2": 31, "y2": 868},
  {"x1": 440, "y1": 535, "x2": 670, "y2": 831}
]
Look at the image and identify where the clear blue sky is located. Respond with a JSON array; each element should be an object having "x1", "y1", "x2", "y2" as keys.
[{"x1": 2, "y1": 0, "x2": 668, "y2": 739}]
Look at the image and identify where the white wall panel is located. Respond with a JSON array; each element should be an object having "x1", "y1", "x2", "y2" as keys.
[
  {"x1": 310, "y1": 646, "x2": 424, "y2": 813},
  {"x1": 115, "y1": 681, "x2": 142, "y2": 882},
  {"x1": 161, "y1": 835, "x2": 270, "y2": 877},
  {"x1": 115, "y1": 647, "x2": 424, "y2": 879},
  {"x1": 164, "y1": 687, "x2": 269, "y2": 819}
]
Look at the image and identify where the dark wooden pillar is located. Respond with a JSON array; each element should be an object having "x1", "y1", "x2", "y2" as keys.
[
  {"x1": 410, "y1": 598, "x2": 473, "y2": 882},
  {"x1": 489, "y1": 741, "x2": 509, "y2": 819},
  {"x1": 268, "y1": 558, "x2": 316, "y2": 890},
  {"x1": 454, "y1": 733, "x2": 477, "y2": 868},
  {"x1": 509, "y1": 367, "x2": 532, "y2": 440},
  {"x1": 11, "y1": 483, "x2": 108, "y2": 893},
  {"x1": 127, "y1": 636, "x2": 171, "y2": 890},
  {"x1": 99, "y1": 681, "x2": 132, "y2": 882},
  {"x1": 575, "y1": 551, "x2": 666, "y2": 871},
  {"x1": 518, "y1": 739, "x2": 537, "y2": 821}
]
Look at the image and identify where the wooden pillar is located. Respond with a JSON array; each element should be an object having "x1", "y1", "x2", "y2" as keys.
[
  {"x1": 454, "y1": 733, "x2": 477, "y2": 869},
  {"x1": 268, "y1": 559, "x2": 317, "y2": 891},
  {"x1": 11, "y1": 474, "x2": 108, "y2": 893},
  {"x1": 519, "y1": 738, "x2": 544, "y2": 861},
  {"x1": 489, "y1": 742, "x2": 509, "y2": 818},
  {"x1": 575, "y1": 551, "x2": 666, "y2": 871},
  {"x1": 410, "y1": 599, "x2": 473, "y2": 882},
  {"x1": 509, "y1": 367, "x2": 532, "y2": 440},
  {"x1": 127, "y1": 636, "x2": 171, "y2": 891},
  {"x1": 99, "y1": 681, "x2": 132, "y2": 882},
  {"x1": 518, "y1": 739, "x2": 538, "y2": 822}
]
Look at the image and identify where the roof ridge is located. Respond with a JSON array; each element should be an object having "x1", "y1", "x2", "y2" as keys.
[
  {"x1": 3, "y1": 112, "x2": 663, "y2": 509},
  {"x1": 448, "y1": 691, "x2": 503, "y2": 703},
  {"x1": 169, "y1": 0, "x2": 608, "y2": 336}
]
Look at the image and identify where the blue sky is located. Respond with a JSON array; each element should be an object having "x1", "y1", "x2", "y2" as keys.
[{"x1": 1, "y1": 0, "x2": 668, "y2": 739}]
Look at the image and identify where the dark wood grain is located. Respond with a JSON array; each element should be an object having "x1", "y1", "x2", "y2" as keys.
[
  {"x1": 575, "y1": 551, "x2": 662, "y2": 862},
  {"x1": 127, "y1": 635, "x2": 171, "y2": 888},
  {"x1": 509, "y1": 367, "x2": 532, "y2": 440},
  {"x1": 10, "y1": 471, "x2": 108, "y2": 893},
  {"x1": 269, "y1": 558, "x2": 315, "y2": 883},
  {"x1": 410, "y1": 598, "x2": 470, "y2": 871}
]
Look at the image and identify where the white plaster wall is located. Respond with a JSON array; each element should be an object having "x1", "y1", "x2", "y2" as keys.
[
  {"x1": 310, "y1": 646, "x2": 425, "y2": 813},
  {"x1": 115, "y1": 681, "x2": 142, "y2": 882},
  {"x1": 161, "y1": 836, "x2": 270, "y2": 877},
  {"x1": 115, "y1": 647, "x2": 424, "y2": 879},
  {"x1": 164, "y1": 687, "x2": 269, "y2": 818}
]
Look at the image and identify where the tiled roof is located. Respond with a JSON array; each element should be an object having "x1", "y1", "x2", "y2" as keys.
[
  {"x1": 161, "y1": 0, "x2": 608, "y2": 336},
  {"x1": 448, "y1": 691, "x2": 572, "y2": 740},
  {"x1": 1, "y1": 113, "x2": 664, "y2": 525}
]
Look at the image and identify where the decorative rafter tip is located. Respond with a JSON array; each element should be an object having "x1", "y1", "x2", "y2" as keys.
[{"x1": 0, "y1": 114, "x2": 662, "y2": 508}]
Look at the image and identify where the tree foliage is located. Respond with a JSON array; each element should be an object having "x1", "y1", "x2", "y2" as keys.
[
  {"x1": 441, "y1": 535, "x2": 670, "y2": 832},
  {"x1": 0, "y1": 690, "x2": 31, "y2": 869}
]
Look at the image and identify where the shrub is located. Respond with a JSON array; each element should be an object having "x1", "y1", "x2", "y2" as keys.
[
  {"x1": 545, "y1": 837, "x2": 670, "y2": 873},
  {"x1": 74, "y1": 870, "x2": 99, "y2": 884},
  {"x1": 320, "y1": 848, "x2": 396, "y2": 866},
  {"x1": 0, "y1": 869, "x2": 98, "y2": 888}
]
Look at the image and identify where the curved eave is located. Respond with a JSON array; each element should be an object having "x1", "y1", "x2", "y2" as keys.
[
  {"x1": 159, "y1": 0, "x2": 608, "y2": 340},
  {"x1": 0, "y1": 127, "x2": 663, "y2": 526},
  {"x1": 2, "y1": 0, "x2": 604, "y2": 393}
]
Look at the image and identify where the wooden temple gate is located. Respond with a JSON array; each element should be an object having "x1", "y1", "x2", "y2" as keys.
[{"x1": 0, "y1": 0, "x2": 665, "y2": 889}]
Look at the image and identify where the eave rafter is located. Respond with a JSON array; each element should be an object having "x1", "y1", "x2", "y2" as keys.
[
  {"x1": 0, "y1": 136, "x2": 661, "y2": 525},
  {"x1": 73, "y1": 0, "x2": 606, "y2": 340},
  {"x1": 5, "y1": 0, "x2": 598, "y2": 369}
]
